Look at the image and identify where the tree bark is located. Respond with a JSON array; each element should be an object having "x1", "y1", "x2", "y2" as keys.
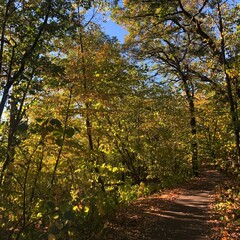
[
  {"x1": 182, "y1": 75, "x2": 199, "y2": 176},
  {"x1": 0, "y1": 0, "x2": 51, "y2": 120},
  {"x1": 79, "y1": 25, "x2": 106, "y2": 193},
  {"x1": 179, "y1": 0, "x2": 240, "y2": 162}
]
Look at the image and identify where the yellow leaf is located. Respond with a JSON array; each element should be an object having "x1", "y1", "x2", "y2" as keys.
[
  {"x1": 73, "y1": 205, "x2": 78, "y2": 211},
  {"x1": 48, "y1": 234, "x2": 56, "y2": 240},
  {"x1": 84, "y1": 206, "x2": 90, "y2": 213}
]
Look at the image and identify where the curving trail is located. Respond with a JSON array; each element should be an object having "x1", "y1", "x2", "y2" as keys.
[{"x1": 105, "y1": 169, "x2": 225, "y2": 240}]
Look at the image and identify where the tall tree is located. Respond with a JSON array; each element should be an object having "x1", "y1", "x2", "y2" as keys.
[
  {"x1": 113, "y1": 0, "x2": 240, "y2": 169},
  {"x1": 0, "y1": 0, "x2": 95, "y2": 183}
]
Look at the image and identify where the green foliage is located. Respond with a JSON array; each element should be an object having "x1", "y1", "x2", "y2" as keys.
[
  {"x1": 1, "y1": 23, "x2": 192, "y2": 237},
  {"x1": 2, "y1": 0, "x2": 240, "y2": 239}
]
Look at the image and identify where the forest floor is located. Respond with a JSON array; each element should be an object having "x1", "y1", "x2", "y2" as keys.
[{"x1": 104, "y1": 168, "x2": 232, "y2": 240}]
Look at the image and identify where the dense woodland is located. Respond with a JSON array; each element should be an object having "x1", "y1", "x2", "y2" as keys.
[{"x1": 0, "y1": 0, "x2": 240, "y2": 239}]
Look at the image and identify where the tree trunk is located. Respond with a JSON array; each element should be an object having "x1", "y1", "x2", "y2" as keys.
[
  {"x1": 79, "y1": 26, "x2": 106, "y2": 193},
  {"x1": 182, "y1": 76, "x2": 199, "y2": 177},
  {"x1": 179, "y1": 0, "x2": 240, "y2": 163}
]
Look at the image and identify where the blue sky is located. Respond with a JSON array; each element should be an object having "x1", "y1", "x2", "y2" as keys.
[
  {"x1": 85, "y1": 5, "x2": 128, "y2": 43},
  {"x1": 101, "y1": 20, "x2": 128, "y2": 43}
]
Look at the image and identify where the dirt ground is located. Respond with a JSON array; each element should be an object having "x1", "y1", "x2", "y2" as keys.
[{"x1": 105, "y1": 169, "x2": 225, "y2": 240}]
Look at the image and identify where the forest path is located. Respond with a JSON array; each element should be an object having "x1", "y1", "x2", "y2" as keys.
[{"x1": 105, "y1": 168, "x2": 225, "y2": 240}]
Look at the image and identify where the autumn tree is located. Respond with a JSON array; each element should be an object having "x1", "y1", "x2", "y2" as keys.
[
  {"x1": 112, "y1": 0, "x2": 240, "y2": 173},
  {"x1": 0, "y1": 10, "x2": 154, "y2": 236},
  {"x1": 0, "y1": 0, "x2": 103, "y2": 185}
]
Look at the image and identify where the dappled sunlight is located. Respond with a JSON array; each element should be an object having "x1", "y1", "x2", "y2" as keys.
[
  {"x1": 106, "y1": 169, "x2": 224, "y2": 240},
  {"x1": 1, "y1": 0, "x2": 240, "y2": 238}
]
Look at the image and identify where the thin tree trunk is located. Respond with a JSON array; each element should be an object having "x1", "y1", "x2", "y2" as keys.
[
  {"x1": 50, "y1": 86, "x2": 73, "y2": 186},
  {"x1": 179, "y1": 0, "x2": 240, "y2": 162},
  {"x1": 78, "y1": 23, "x2": 106, "y2": 193},
  {"x1": 0, "y1": 70, "x2": 33, "y2": 184},
  {"x1": 0, "y1": 0, "x2": 12, "y2": 75},
  {"x1": 182, "y1": 76, "x2": 199, "y2": 177},
  {"x1": 217, "y1": 1, "x2": 240, "y2": 161},
  {"x1": 0, "y1": 0, "x2": 51, "y2": 120}
]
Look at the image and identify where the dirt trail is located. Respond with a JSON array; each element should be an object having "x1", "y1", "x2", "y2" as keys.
[{"x1": 105, "y1": 169, "x2": 225, "y2": 240}]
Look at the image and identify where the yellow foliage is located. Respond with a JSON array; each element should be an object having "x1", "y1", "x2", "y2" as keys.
[
  {"x1": 226, "y1": 68, "x2": 239, "y2": 78},
  {"x1": 48, "y1": 234, "x2": 56, "y2": 240}
]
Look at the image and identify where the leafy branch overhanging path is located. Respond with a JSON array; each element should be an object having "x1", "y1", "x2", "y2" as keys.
[{"x1": 106, "y1": 168, "x2": 225, "y2": 240}]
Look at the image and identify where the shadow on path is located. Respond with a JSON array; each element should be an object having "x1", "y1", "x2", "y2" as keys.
[{"x1": 105, "y1": 169, "x2": 225, "y2": 240}]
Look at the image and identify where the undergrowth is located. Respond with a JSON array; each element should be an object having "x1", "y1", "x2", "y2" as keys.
[{"x1": 212, "y1": 179, "x2": 240, "y2": 239}]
